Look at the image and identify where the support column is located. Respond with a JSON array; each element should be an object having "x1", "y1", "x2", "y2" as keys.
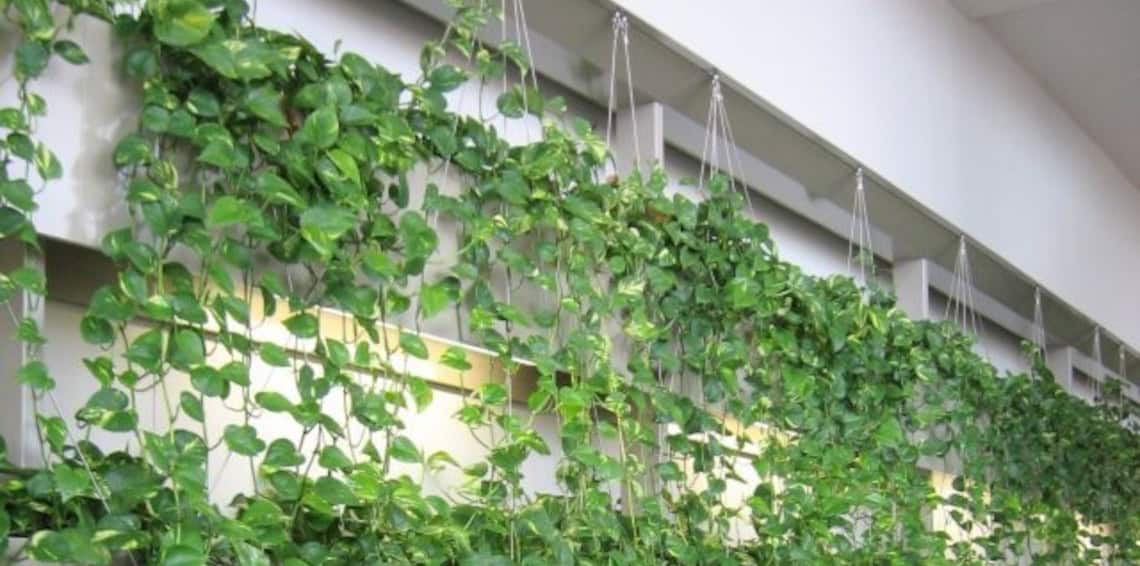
[
  {"x1": 1047, "y1": 346, "x2": 1079, "y2": 395},
  {"x1": 613, "y1": 102, "x2": 664, "y2": 176},
  {"x1": 0, "y1": 238, "x2": 43, "y2": 467},
  {"x1": 892, "y1": 258, "x2": 931, "y2": 320}
]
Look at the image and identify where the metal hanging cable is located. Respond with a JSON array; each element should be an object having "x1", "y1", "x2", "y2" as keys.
[
  {"x1": 1031, "y1": 286, "x2": 1047, "y2": 357},
  {"x1": 497, "y1": 0, "x2": 542, "y2": 143},
  {"x1": 945, "y1": 235, "x2": 983, "y2": 343},
  {"x1": 604, "y1": 12, "x2": 642, "y2": 173},
  {"x1": 1092, "y1": 326, "x2": 1104, "y2": 398},
  {"x1": 698, "y1": 74, "x2": 755, "y2": 211},
  {"x1": 846, "y1": 167, "x2": 875, "y2": 287}
]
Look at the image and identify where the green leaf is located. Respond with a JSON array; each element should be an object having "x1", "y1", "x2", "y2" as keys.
[
  {"x1": 283, "y1": 312, "x2": 319, "y2": 338},
  {"x1": 318, "y1": 445, "x2": 353, "y2": 470},
  {"x1": 481, "y1": 383, "x2": 508, "y2": 406},
  {"x1": 153, "y1": 0, "x2": 217, "y2": 47},
  {"x1": 198, "y1": 140, "x2": 237, "y2": 169},
  {"x1": 427, "y1": 124, "x2": 457, "y2": 156},
  {"x1": 52, "y1": 40, "x2": 88, "y2": 64},
  {"x1": 339, "y1": 104, "x2": 377, "y2": 126},
  {"x1": 726, "y1": 276, "x2": 760, "y2": 309},
  {"x1": 428, "y1": 64, "x2": 467, "y2": 92},
  {"x1": 113, "y1": 134, "x2": 152, "y2": 167},
  {"x1": 125, "y1": 46, "x2": 159, "y2": 79},
  {"x1": 17, "y1": 360, "x2": 54, "y2": 391},
  {"x1": 297, "y1": 106, "x2": 339, "y2": 149},
  {"x1": 13, "y1": 0, "x2": 54, "y2": 40},
  {"x1": 300, "y1": 204, "x2": 357, "y2": 257},
  {"x1": 33, "y1": 143, "x2": 61, "y2": 180},
  {"x1": 496, "y1": 170, "x2": 529, "y2": 205},
  {"x1": 875, "y1": 418, "x2": 906, "y2": 447},
  {"x1": 258, "y1": 343, "x2": 291, "y2": 367},
  {"x1": 419, "y1": 281, "x2": 452, "y2": 318},
  {"x1": 361, "y1": 248, "x2": 399, "y2": 280},
  {"x1": 325, "y1": 148, "x2": 361, "y2": 187},
  {"x1": 126, "y1": 329, "x2": 165, "y2": 372},
  {"x1": 168, "y1": 328, "x2": 205, "y2": 369},
  {"x1": 242, "y1": 85, "x2": 288, "y2": 127},
  {"x1": 189, "y1": 39, "x2": 237, "y2": 78},
  {"x1": 15, "y1": 40, "x2": 49, "y2": 79},
  {"x1": 255, "y1": 391, "x2": 293, "y2": 413},
  {"x1": 224, "y1": 424, "x2": 266, "y2": 456},
  {"x1": 398, "y1": 211, "x2": 438, "y2": 259},
  {"x1": 408, "y1": 377, "x2": 433, "y2": 411},
  {"x1": 180, "y1": 392, "x2": 204, "y2": 422},
  {"x1": 80, "y1": 315, "x2": 115, "y2": 346},
  {"x1": 162, "y1": 544, "x2": 206, "y2": 566},
  {"x1": 186, "y1": 88, "x2": 220, "y2": 117},
  {"x1": 496, "y1": 86, "x2": 535, "y2": 119},
  {"x1": 254, "y1": 172, "x2": 305, "y2": 207},
  {"x1": 10, "y1": 266, "x2": 46, "y2": 294},
  {"x1": 235, "y1": 542, "x2": 271, "y2": 566},
  {"x1": 399, "y1": 331, "x2": 429, "y2": 360},
  {"x1": 388, "y1": 435, "x2": 421, "y2": 463},
  {"x1": 29, "y1": 529, "x2": 111, "y2": 565},
  {"x1": 264, "y1": 439, "x2": 305, "y2": 468},
  {"x1": 220, "y1": 361, "x2": 251, "y2": 386},
  {"x1": 0, "y1": 108, "x2": 26, "y2": 130},
  {"x1": 190, "y1": 367, "x2": 227, "y2": 397},
  {"x1": 439, "y1": 346, "x2": 472, "y2": 371},
  {"x1": 52, "y1": 465, "x2": 91, "y2": 502},
  {"x1": 207, "y1": 195, "x2": 257, "y2": 228},
  {"x1": 141, "y1": 105, "x2": 172, "y2": 132},
  {"x1": 313, "y1": 476, "x2": 357, "y2": 505}
]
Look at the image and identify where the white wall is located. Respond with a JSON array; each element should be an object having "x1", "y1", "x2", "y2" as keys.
[{"x1": 611, "y1": 0, "x2": 1140, "y2": 352}]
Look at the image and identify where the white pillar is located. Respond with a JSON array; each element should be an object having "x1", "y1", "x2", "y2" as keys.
[
  {"x1": 0, "y1": 239, "x2": 44, "y2": 467},
  {"x1": 613, "y1": 102, "x2": 664, "y2": 176},
  {"x1": 892, "y1": 258, "x2": 931, "y2": 320}
]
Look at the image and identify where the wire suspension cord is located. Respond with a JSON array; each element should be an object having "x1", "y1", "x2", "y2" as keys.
[
  {"x1": 698, "y1": 74, "x2": 754, "y2": 211},
  {"x1": 945, "y1": 235, "x2": 983, "y2": 345},
  {"x1": 604, "y1": 12, "x2": 642, "y2": 172},
  {"x1": 846, "y1": 167, "x2": 875, "y2": 287},
  {"x1": 1031, "y1": 286, "x2": 1047, "y2": 357},
  {"x1": 1092, "y1": 326, "x2": 1103, "y2": 397}
]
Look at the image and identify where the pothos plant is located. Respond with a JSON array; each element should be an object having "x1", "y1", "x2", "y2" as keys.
[{"x1": 1, "y1": 0, "x2": 1138, "y2": 564}]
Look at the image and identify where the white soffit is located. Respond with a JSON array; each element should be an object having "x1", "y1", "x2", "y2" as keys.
[{"x1": 956, "y1": 0, "x2": 1140, "y2": 190}]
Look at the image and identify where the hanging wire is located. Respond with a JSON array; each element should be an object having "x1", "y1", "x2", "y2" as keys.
[
  {"x1": 497, "y1": 0, "x2": 542, "y2": 144},
  {"x1": 1031, "y1": 286, "x2": 1047, "y2": 356},
  {"x1": 945, "y1": 235, "x2": 983, "y2": 341},
  {"x1": 1092, "y1": 326, "x2": 1104, "y2": 397},
  {"x1": 604, "y1": 12, "x2": 642, "y2": 173},
  {"x1": 697, "y1": 74, "x2": 755, "y2": 211},
  {"x1": 845, "y1": 167, "x2": 875, "y2": 287}
]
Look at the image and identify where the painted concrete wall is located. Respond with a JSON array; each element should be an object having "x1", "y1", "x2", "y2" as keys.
[{"x1": 610, "y1": 0, "x2": 1140, "y2": 352}]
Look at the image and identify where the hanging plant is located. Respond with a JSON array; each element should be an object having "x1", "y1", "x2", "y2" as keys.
[{"x1": 1, "y1": 0, "x2": 1138, "y2": 564}]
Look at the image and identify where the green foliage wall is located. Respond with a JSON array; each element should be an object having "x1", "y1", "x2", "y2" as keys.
[{"x1": 1, "y1": 0, "x2": 1138, "y2": 564}]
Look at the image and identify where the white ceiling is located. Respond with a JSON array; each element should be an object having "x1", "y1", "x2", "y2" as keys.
[{"x1": 954, "y1": 0, "x2": 1140, "y2": 189}]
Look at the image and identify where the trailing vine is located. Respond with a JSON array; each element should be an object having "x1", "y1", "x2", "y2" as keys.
[{"x1": 1, "y1": 0, "x2": 1139, "y2": 564}]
